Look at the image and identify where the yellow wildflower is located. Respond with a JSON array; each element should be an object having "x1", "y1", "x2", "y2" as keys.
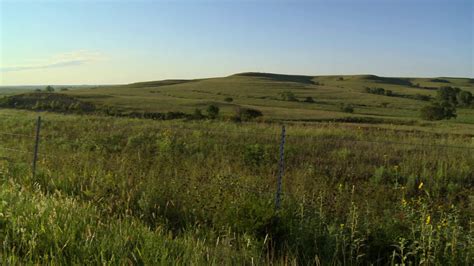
[
  {"x1": 418, "y1": 182, "x2": 424, "y2": 190},
  {"x1": 426, "y1": 215, "x2": 431, "y2": 225},
  {"x1": 401, "y1": 198, "x2": 407, "y2": 207}
]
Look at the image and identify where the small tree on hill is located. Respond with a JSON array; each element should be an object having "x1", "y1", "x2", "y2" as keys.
[{"x1": 45, "y1": 85, "x2": 55, "y2": 92}]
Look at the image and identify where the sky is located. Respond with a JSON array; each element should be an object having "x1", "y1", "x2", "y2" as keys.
[{"x1": 0, "y1": 0, "x2": 472, "y2": 85}]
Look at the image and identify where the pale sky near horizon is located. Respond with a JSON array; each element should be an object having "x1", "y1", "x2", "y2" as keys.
[{"x1": 0, "y1": 0, "x2": 472, "y2": 85}]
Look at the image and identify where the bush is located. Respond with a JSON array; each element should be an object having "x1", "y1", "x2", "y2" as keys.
[
  {"x1": 340, "y1": 104, "x2": 354, "y2": 113},
  {"x1": 165, "y1": 111, "x2": 187, "y2": 120},
  {"x1": 45, "y1": 85, "x2": 55, "y2": 92},
  {"x1": 206, "y1": 105, "x2": 220, "y2": 119},
  {"x1": 236, "y1": 107, "x2": 263, "y2": 121},
  {"x1": 224, "y1": 97, "x2": 233, "y2": 103},
  {"x1": 304, "y1": 97, "x2": 315, "y2": 103},
  {"x1": 193, "y1": 108, "x2": 204, "y2": 119},
  {"x1": 458, "y1": 91, "x2": 472, "y2": 106},
  {"x1": 413, "y1": 94, "x2": 431, "y2": 101},
  {"x1": 366, "y1": 87, "x2": 390, "y2": 95},
  {"x1": 437, "y1": 86, "x2": 459, "y2": 105},
  {"x1": 420, "y1": 103, "x2": 456, "y2": 121},
  {"x1": 279, "y1": 91, "x2": 298, "y2": 101}
]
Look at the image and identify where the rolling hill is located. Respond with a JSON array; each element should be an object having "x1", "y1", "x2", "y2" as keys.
[
  {"x1": 2, "y1": 72, "x2": 473, "y2": 125},
  {"x1": 62, "y1": 72, "x2": 474, "y2": 123}
]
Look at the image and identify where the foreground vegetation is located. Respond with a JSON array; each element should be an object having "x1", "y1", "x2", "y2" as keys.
[{"x1": 0, "y1": 109, "x2": 473, "y2": 264}]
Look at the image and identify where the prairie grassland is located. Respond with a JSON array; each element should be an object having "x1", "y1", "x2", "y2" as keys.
[
  {"x1": 0, "y1": 109, "x2": 473, "y2": 264},
  {"x1": 63, "y1": 73, "x2": 474, "y2": 122}
]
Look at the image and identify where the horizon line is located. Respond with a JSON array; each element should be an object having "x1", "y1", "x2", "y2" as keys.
[{"x1": 1, "y1": 71, "x2": 473, "y2": 87}]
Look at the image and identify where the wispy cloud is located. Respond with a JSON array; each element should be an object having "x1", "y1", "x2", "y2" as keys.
[{"x1": 0, "y1": 50, "x2": 104, "y2": 72}]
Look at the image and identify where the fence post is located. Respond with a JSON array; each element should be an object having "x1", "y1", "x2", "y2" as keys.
[
  {"x1": 32, "y1": 116, "x2": 41, "y2": 179},
  {"x1": 275, "y1": 124, "x2": 286, "y2": 210}
]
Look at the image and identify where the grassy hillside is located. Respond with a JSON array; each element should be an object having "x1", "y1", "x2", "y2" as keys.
[{"x1": 62, "y1": 72, "x2": 474, "y2": 123}]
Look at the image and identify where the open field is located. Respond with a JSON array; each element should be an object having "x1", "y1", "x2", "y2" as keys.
[{"x1": 0, "y1": 109, "x2": 473, "y2": 264}]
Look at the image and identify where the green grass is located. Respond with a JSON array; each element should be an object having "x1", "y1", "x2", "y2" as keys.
[
  {"x1": 0, "y1": 109, "x2": 473, "y2": 264},
  {"x1": 61, "y1": 72, "x2": 473, "y2": 124}
]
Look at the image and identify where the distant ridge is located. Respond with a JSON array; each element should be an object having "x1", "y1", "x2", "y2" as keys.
[
  {"x1": 232, "y1": 72, "x2": 315, "y2": 84},
  {"x1": 126, "y1": 79, "x2": 193, "y2": 88}
]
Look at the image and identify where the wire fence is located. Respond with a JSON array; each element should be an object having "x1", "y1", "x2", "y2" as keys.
[{"x1": 1, "y1": 114, "x2": 474, "y2": 207}]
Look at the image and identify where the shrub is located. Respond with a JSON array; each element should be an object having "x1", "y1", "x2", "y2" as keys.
[
  {"x1": 193, "y1": 108, "x2": 204, "y2": 119},
  {"x1": 458, "y1": 91, "x2": 472, "y2": 106},
  {"x1": 279, "y1": 91, "x2": 298, "y2": 101},
  {"x1": 224, "y1": 97, "x2": 234, "y2": 103},
  {"x1": 340, "y1": 104, "x2": 354, "y2": 113},
  {"x1": 44, "y1": 85, "x2": 55, "y2": 92},
  {"x1": 206, "y1": 104, "x2": 220, "y2": 119},
  {"x1": 304, "y1": 97, "x2": 315, "y2": 103},
  {"x1": 436, "y1": 86, "x2": 459, "y2": 105},
  {"x1": 236, "y1": 107, "x2": 263, "y2": 121},
  {"x1": 366, "y1": 87, "x2": 386, "y2": 95},
  {"x1": 420, "y1": 103, "x2": 456, "y2": 121},
  {"x1": 414, "y1": 94, "x2": 431, "y2": 101},
  {"x1": 384, "y1": 90, "x2": 393, "y2": 96},
  {"x1": 165, "y1": 111, "x2": 187, "y2": 120}
]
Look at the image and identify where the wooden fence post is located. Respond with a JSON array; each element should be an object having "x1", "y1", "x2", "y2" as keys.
[{"x1": 32, "y1": 116, "x2": 41, "y2": 179}]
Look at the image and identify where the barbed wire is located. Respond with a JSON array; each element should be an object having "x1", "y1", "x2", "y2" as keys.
[
  {"x1": 2, "y1": 112, "x2": 467, "y2": 150},
  {"x1": 0, "y1": 131, "x2": 34, "y2": 138},
  {"x1": 35, "y1": 125, "x2": 279, "y2": 147}
]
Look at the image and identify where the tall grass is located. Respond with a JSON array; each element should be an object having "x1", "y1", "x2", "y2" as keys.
[{"x1": 0, "y1": 110, "x2": 473, "y2": 264}]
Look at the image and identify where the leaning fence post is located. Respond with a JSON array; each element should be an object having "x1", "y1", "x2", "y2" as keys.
[
  {"x1": 275, "y1": 124, "x2": 286, "y2": 210},
  {"x1": 32, "y1": 116, "x2": 41, "y2": 179}
]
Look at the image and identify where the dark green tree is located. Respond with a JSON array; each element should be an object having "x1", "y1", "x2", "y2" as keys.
[
  {"x1": 436, "y1": 87, "x2": 458, "y2": 106},
  {"x1": 458, "y1": 91, "x2": 472, "y2": 106},
  {"x1": 420, "y1": 103, "x2": 456, "y2": 121}
]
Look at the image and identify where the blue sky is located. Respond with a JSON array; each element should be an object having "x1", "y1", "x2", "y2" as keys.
[{"x1": 0, "y1": 0, "x2": 472, "y2": 85}]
